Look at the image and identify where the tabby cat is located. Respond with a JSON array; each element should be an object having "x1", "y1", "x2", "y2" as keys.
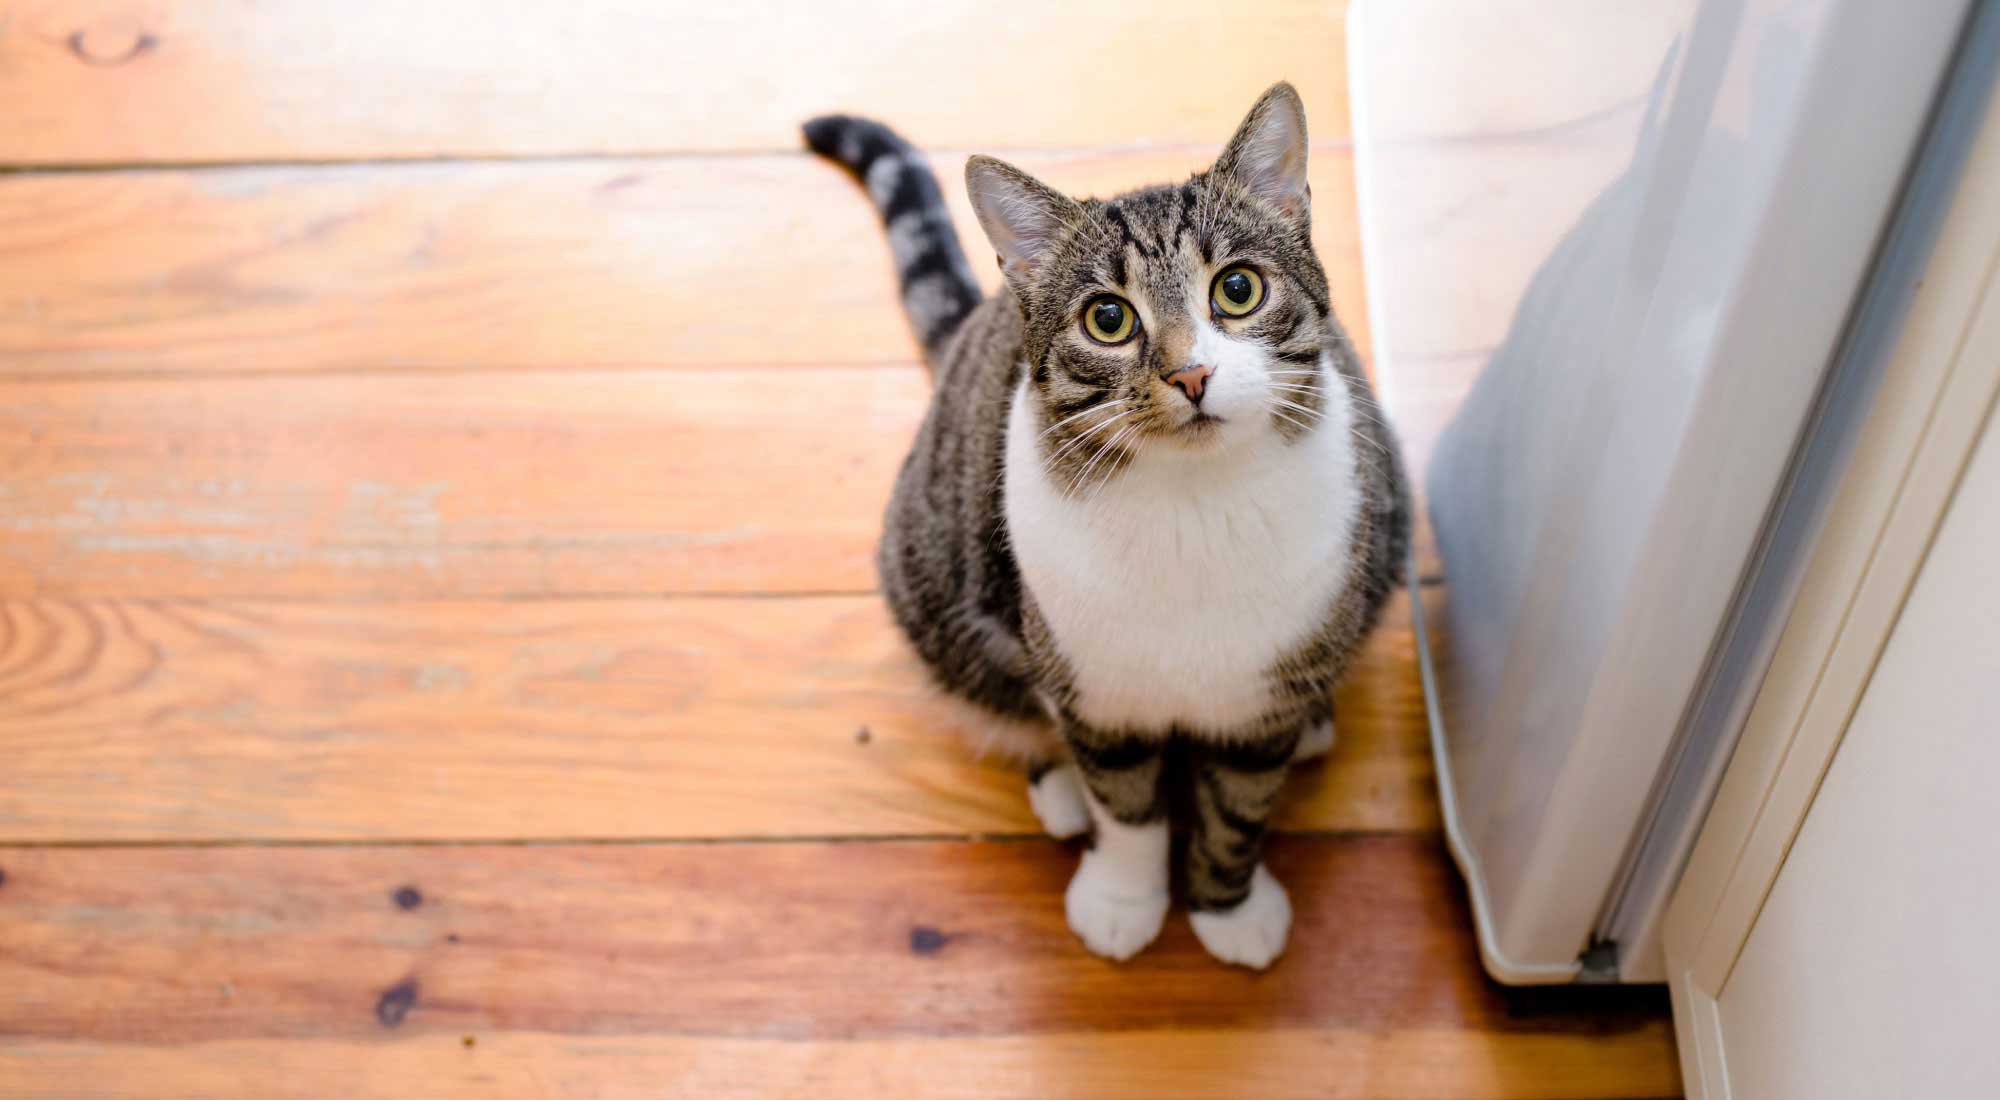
[{"x1": 804, "y1": 84, "x2": 1408, "y2": 968}]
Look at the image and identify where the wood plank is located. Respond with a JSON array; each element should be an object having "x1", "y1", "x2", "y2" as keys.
[
  {"x1": 0, "y1": 149, "x2": 1370, "y2": 377},
  {"x1": 0, "y1": 348, "x2": 1422, "y2": 603},
  {"x1": 0, "y1": 362, "x2": 1426, "y2": 601},
  {"x1": 0, "y1": 1031, "x2": 1684, "y2": 1100},
  {"x1": 0, "y1": 1, "x2": 1349, "y2": 164},
  {"x1": 0, "y1": 590, "x2": 1433, "y2": 842},
  {"x1": 0, "y1": 838, "x2": 1679, "y2": 1100},
  {"x1": 0, "y1": 367, "x2": 917, "y2": 599}
]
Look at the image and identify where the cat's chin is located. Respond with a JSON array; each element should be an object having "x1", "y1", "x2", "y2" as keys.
[{"x1": 1143, "y1": 413, "x2": 1258, "y2": 456}]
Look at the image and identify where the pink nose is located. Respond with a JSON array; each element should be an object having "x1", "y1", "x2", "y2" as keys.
[{"x1": 1166, "y1": 364, "x2": 1215, "y2": 405}]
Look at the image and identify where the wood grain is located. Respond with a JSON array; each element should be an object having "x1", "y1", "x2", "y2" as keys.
[
  {"x1": 0, "y1": 360, "x2": 1445, "y2": 602},
  {"x1": 0, "y1": 590, "x2": 1433, "y2": 842},
  {"x1": 0, "y1": 1032, "x2": 1684, "y2": 1100},
  {"x1": 0, "y1": 1, "x2": 1349, "y2": 164},
  {"x1": 0, "y1": 366, "x2": 919, "y2": 599},
  {"x1": 0, "y1": 4, "x2": 1684, "y2": 1092},
  {"x1": 0, "y1": 839, "x2": 1678, "y2": 1097},
  {"x1": 0, "y1": 149, "x2": 1370, "y2": 377}
]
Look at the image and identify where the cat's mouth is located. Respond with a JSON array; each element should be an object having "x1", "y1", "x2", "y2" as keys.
[
  {"x1": 1142, "y1": 409, "x2": 1233, "y2": 450},
  {"x1": 1158, "y1": 410, "x2": 1229, "y2": 447}
]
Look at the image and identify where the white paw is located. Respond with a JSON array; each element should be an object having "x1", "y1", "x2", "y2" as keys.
[
  {"x1": 1190, "y1": 864, "x2": 1292, "y2": 969},
  {"x1": 1292, "y1": 720, "x2": 1337, "y2": 764},
  {"x1": 1065, "y1": 851, "x2": 1169, "y2": 961},
  {"x1": 1027, "y1": 764, "x2": 1090, "y2": 840}
]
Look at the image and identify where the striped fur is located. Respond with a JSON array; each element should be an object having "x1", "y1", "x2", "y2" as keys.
[
  {"x1": 805, "y1": 85, "x2": 1409, "y2": 968},
  {"x1": 802, "y1": 116, "x2": 982, "y2": 359}
]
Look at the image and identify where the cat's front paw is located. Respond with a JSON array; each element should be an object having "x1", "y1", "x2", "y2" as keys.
[
  {"x1": 1189, "y1": 864, "x2": 1292, "y2": 969},
  {"x1": 1065, "y1": 851, "x2": 1169, "y2": 961},
  {"x1": 1027, "y1": 764, "x2": 1089, "y2": 840}
]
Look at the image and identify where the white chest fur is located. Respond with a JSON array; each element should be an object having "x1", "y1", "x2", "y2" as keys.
[{"x1": 1003, "y1": 376, "x2": 1362, "y2": 735}]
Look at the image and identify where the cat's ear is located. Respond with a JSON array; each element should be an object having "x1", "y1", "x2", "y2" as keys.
[
  {"x1": 966, "y1": 155, "x2": 1083, "y2": 284},
  {"x1": 1215, "y1": 82, "x2": 1310, "y2": 220}
]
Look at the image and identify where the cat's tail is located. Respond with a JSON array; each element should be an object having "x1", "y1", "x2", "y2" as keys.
[{"x1": 803, "y1": 115, "x2": 982, "y2": 360}]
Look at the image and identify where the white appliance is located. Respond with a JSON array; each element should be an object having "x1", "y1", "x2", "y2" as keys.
[{"x1": 1349, "y1": 0, "x2": 1992, "y2": 983}]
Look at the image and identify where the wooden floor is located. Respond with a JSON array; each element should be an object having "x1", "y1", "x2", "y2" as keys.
[{"x1": 0, "y1": 3, "x2": 1677, "y2": 1096}]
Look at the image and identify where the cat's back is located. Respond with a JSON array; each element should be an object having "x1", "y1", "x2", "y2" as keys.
[
  {"x1": 931, "y1": 290, "x2": 1025, "y2": 412},
  {"x1": 875, "y1": 290, "x2": 1040, "y2": 718}
]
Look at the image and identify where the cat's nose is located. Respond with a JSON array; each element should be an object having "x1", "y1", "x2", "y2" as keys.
[{"x1": 1166, "y1": 364, "x2": 1215, "y2": 405}]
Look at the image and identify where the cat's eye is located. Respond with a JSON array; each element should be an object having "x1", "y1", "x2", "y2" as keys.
[
  {"x1": 1081, "y1": 296, "x2": 1138, "y2": 345},
  {"x1": 1211, "y1": 266, "x2": 1266, "y2": 318}
]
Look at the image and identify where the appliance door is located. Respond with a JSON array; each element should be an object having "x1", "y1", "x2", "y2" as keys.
[{"x1": 1349, "y1": 0, "x2": 1973, "y2": 982}]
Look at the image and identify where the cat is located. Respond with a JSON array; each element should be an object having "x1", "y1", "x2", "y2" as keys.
[{"x1": 804, "y1": 83, "x2": 1408, "y2": 969}]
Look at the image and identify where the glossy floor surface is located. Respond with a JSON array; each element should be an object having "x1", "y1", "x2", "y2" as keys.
[{"x1": 0, "y1": 2, "x2": 1677, "y2": 1096}]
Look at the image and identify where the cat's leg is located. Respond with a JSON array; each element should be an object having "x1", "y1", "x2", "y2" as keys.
[
  {"x1": 1187, "y1": 733, "x2": 1300, "y2": 969},
  {"x1": 1026, "y1": 760, "x2": 1089, "y2": 840},
  {"x1": 1291, "y1": 718, "x2": 1337, "y2": 763},
  {"x1": 1023, "y1": 689, "x2": 1088, "y2": 839},
  {"x1": 934, "y1": 690, "x2": 1086, "y2": 839},
  {"x1": 1063, "y1": 727, "x2": 1170, "y2": 961}
]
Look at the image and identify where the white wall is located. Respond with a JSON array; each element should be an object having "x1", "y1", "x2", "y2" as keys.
[{"x1": 1715, "y1": 408, "x2": 2000, "y2": 1096}]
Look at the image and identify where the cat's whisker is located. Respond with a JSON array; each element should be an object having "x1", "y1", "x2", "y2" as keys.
[
  {"x1": 1273, "y1": 412, "x2": 1326, "y2": 433},
  {"x1": 1264, "y1": 383, "x2": 1324, "y2": 398},
  {"x1": 1267, "y1": 408, "x2": 1315, "y2": 435},
  {"x1": 1259, "y1": 395, "x2": 1320, "y2": 429},
  {"x1": 1260, "y1": 389, "x2": 1397, "y2": 461},
  {"x1": 1267, "y1": 397, "x2": 1326, "y2": 424},
  {"x1": 1305, "y1": 391, "x2": 1392, "y2": 432},
  {"x1": 1348, "y1": 411, "x2": 1397, "y2": 440},
  {"x1": 1042, "y1": 406, "x2": 1118, "y2": 441},
  {"x1": 1267, "y1": 406, "x2": 1385, "y2": 475},
  {"x1": 1273, "y1": 404, "x2": 1395, "y2": 463},
  {"x1": 1343, "y1": 425, "x2": 1392, "y2": 457},
  {"x1": 1342, "y1": 432, "x2": 1392, "y2": 472},
  {"x1": 1042, "y1": 409, "x2": 1131, "y2": 463},
  {"x1": 1048, "y1": 406, "x2": 1140, "y2": 465},
  {"x1": 1264, "y1": 400, "x2": 1392, "y2": 474},
  {"x1": 1041, "y1": 398, "x2": 1130, "y2": 439},
  {"x1": 1068, "y1": 422, "x2": 1139, "y2": 505},
  {"x1": 1090, "y1": 424, "x2": 1144, "y2": 496},
  {"x1": 1344, "y1": 400, "x2": 1393, "y2": 426}
]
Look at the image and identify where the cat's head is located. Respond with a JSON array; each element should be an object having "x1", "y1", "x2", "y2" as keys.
[{"x1": 967, "y1": 82, "x2": 1338, "y2": 483}]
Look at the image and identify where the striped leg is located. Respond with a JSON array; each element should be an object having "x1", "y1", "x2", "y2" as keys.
[
  {"x1": 1186, "y1": 733, "x2": 1299, "y2": 969},
  {"x1": 1062, "y1": 728, "x2": 1169, "y2": 962}
]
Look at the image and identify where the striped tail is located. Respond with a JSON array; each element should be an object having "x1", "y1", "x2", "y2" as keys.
[{"x1": 803, "y1": 115, "x2": 982, "y2": 360}]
